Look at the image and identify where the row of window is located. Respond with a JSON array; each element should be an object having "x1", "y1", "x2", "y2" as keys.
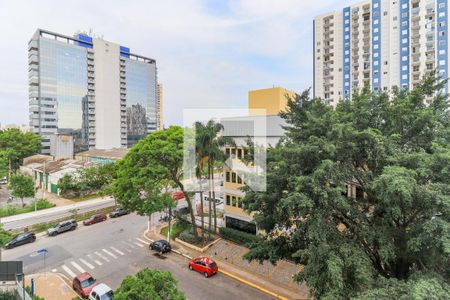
[
  {"x1": 225, "y1": 147, "x2": 248, "y2": 159},
  {"x1": 225, "y1": 171, "x2": 243, "y2": 184},
  {"x1": 225, "y1": 194, "x2": 243, "y2": 209}
]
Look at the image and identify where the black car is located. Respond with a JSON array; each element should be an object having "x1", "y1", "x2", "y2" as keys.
[
  {"x1": 149, "y1": 240, "x2": 171, "y2": 253},
  {"x1": 5, "y1": 232, "x2": 36, "y2": 249},
  {"x1": 109, "y1": 207, "x2": 129, "y2": 218}
]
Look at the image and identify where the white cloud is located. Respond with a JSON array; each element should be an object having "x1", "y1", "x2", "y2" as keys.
[{"x1": 0, "y1": 0, "x2": 347, "y2": 126}]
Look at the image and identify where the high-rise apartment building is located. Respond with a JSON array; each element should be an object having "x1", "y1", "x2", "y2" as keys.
[
  {"x1": 314, "y1": 0, "x2": 448, "y2": 106},
  {"x1": 29, "y1": 29, "x2": 158, "y2": 154}
]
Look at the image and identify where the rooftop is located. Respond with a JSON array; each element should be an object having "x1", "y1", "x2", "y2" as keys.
[{"x1": 76, "y1": 148, "x2": 129, "y2": 160}]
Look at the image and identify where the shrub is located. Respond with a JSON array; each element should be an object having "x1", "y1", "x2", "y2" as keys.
[
  {"x1": 34, "y1": 199, "x2": 55, "y2": 210},
  {"x1": 219, "y1": 227, "x2": 261, "y2": 246},
  {"x1": 179, "y1": 229, "x2": 202, "y2": 245}
]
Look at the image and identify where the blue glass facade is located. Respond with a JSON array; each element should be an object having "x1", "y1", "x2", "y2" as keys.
[
  {"x1": 125, "y1": 60, "x2": 157, "y2": 147},
  {"x1": 343, "y1": 7, "x2": 351, "y2": 99},
  {"x1": 371, "y1": 0, "x2": 381, "y2": 92},
  {"x1": 120, "y1": 46, "x2": 130, "y2": 58},
  {"x1": 437, "y1": 0, "x2": 448, "y2": 93},
  {"x1": 75, "y1": 34, "x2": 93, "y2": 49},
  {"x1": 400, "y1": 0, "x2": 410, "y2": 90},
  {"x1": 40, "y1": 38, "x2": 89, "y2": 152}
]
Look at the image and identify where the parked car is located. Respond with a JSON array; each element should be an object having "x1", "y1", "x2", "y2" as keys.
[
  {"x1": 188, "y1": 257, "x2": 219, "y2": 278},
  {"x1": 0, "y1": 177, "x2": 7, "y2": 185},
  {"x1": 73, "y1": 272, "x2": 97, "y2": 298},
  {"x1": 88, "y1": 283, "x2": 114, "y2": 300},
  {"x1": 83, "y1": 214, "x2": 107, "y2": 226},
  {"x1": 172, "y1": 191, "x2": 185, "y2": 200},
  {"x1": 109, "y1": 207, "x2": 129, "y2": 218},
  {"x1": 149, "y1": 240, "x2": 171, "y2": 254},
  {"x1": 5, "y1": 232, "x2": 36, "y2": 249},
  {"x1": 47, "y1": 219, "x2": 77, "y2": 236}
]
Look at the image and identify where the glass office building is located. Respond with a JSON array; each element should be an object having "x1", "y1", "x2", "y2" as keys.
[{"x1": 29, "y1": 29, "x2": 159, "y2": 154}]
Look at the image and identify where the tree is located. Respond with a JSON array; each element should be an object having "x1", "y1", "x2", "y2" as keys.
[
  {"x1": 9, "y1": 173, "x2": 35, "y2": 207},
  {"x1": 0, "y1": 129, "x2": 41, "y2": 178},
  {"x1": 0, "y1": 224, "x2": 12, "y2": 260},
  {"x1": 113, "y1": 126, "x2": 199, "y2": 237},
  {"x1": 114, "y1": 268, "x2": 185, "y2": 300},
  {"x1": 243, "y1": 77, "x2": 450, "y2": 299},
  {"x1": 195, "y1": 120, "x2": 234, "y2": 234}
]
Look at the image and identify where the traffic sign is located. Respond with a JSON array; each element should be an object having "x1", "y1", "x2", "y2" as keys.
[{"x1": 37, "y1": 249, "x2": 48, "y2": 254}]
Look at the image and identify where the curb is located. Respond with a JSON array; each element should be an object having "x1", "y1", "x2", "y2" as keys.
[{"x1": 143, "y1": 229, "x2": 290, "y2": 300}]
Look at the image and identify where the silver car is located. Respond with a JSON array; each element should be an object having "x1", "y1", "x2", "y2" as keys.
[{"x1": 47, "y1": 219, "x2": 77, "y2": 236}]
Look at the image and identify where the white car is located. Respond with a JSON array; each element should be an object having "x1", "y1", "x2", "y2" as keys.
[{"x1": 89, "y1": 283, "x2": 114, "y2": 300}]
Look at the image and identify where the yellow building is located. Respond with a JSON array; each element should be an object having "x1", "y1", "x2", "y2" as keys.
[{"x1": 248, "y1": 87, "x2": 297, "y2": 116}]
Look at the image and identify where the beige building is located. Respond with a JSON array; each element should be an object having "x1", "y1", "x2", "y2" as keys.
[{"x1": 248, "y1": 87, "x2": 296, "y2": 116}]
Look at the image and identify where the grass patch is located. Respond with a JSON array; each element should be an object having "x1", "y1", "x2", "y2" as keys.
[
  {"x1": 0, "y1": 199, "x2": 55, "y2": 218},
  {"x1": 160, "y1": 222, "x2": 189, "y2": 240},
  {"x1": 70, "y1": 193, "x2": 101, "y2": 202}
]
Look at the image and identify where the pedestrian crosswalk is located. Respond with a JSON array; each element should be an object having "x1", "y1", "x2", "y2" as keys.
[{"x1": 54, "y1": 237, "x2": 151, "y2": 279}]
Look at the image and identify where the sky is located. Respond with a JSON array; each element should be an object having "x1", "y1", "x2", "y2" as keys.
[{"x1": 0, "y1": 0, "x2": 360, "y2": 126}]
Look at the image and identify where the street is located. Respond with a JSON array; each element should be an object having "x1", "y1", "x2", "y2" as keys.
[
  {"x1": 0, "y1": 197, "x2": 115, "y2": 231},
  {"x1": 3, "y1": 213, "x2": 274, "y2": 300}
]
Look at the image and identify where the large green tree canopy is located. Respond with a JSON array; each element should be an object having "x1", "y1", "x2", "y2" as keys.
[
  {"x1": 114, "y1": 268, "x2": 185, "y2": 300},
  {"x1": 113, "y1": 126, "x2": 198, "y2": 236},
  {"x1": 243, "y1": 78, "x2": 450, "y2": 299},
  {"x1": 0, "y1": 129, "x2": 41, "y2": 176}
]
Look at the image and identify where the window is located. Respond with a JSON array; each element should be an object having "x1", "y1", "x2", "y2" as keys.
[
  {"x1": 226, "y1": 171, "x2": 230, "y2": 182},
  {"x1": 231, "y1": 172, "x2": 236, "y2": 183},
  {"x1": 232, "y1": 196, "x2": 237, "y2": 207},
  {"x1": 226, "y1": 195, "x2": 231, "y2": 206},
  {"x1": 225, "y1": 148, "x2": 230, "y2": 157},
  {"x1": 237, "y1": 175, "x2": 242, "y2": 184},
  {"x1": 238, "y1": 197, "x2": 243, "y2": 208},
  {"x1": 231, "y1": 148, "x2": 236, "y2": 157},
  {"x1": 237, "y1": 148, "x2": 242, "y2": 159}
]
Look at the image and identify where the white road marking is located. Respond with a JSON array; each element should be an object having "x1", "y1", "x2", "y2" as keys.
[
  {"x1": 79, "y1": 258, "x2": 95, "y2": 270},
  {"x1": 51, "y1": 268, "x2": 57, "y2": 272},
  {"x1": 88, "y1": 254, "x2": 102, "y2": 266},
  {"x1": 110, "y1": 246, "x2": 124, "y2": 256},
  {"x1": 62, "y1": 265, "x2": 76, "y2": 278},
  {"x1": 134, "y1": 242, "x2": 144, "y2": 248},
  {"x1": 123, "y1": 241, "x2": 136, "y2": 249},
  {"x1": 71, "y1": 261, "x2": 86, "y2": 273},
  {"x1": 124, "y1": 248, "x2": 132, "y2": 253},
  {"x1": 95, "y1": 251, "x2": 110, "y2": 262},
  {"x1": 102, "y1": 248, "x2": 117, "y2": 259},
  {"x1": 136, "y1": 238, "x2": 150, "y2": 245}
]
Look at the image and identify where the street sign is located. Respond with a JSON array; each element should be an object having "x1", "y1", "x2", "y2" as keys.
[{"x1": 36, "y1": 249, "x2": 48, "y2": 254}]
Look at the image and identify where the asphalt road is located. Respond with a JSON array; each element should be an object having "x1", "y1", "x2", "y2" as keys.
[
  {"x1": 0, "y1": 197, "x2": 115, "y2": 231},
  {"x1": 3, "y1": 213, "x2": 274, "y2": 300}
]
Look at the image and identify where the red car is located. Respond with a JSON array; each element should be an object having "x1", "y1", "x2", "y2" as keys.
[
  {"x1": 188, "y1": 257, "x2": 218, "y2": 278},
  {"x1": 73, "y1": 272, "x2": 97, "y2": 298},
  {"x1": 83, "y1": 214, "x2": 107, "y2": 226},
  {"x1": 172, "y1": 191, "x2": 185, "y2": 200}
]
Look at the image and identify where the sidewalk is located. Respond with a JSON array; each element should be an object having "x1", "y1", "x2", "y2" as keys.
[
  {"x1": 25, "y1": 273, "x2": 77, "y2": 300},
  {"x1": 145, "y1": 228, "x2": 309, "y2": 300}
]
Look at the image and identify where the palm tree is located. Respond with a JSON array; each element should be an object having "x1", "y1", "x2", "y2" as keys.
[
  {"x1": 195, "y1": 140, "x2": 208, "y2": 238},
  {"x1": 195, "y1": 120, "x2": 234, "y2": 235}
]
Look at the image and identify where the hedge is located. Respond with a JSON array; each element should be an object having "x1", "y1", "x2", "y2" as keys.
[
  {"x1": 219, "y1": 227, "x2": 261, "y2": 246},
  {"x1": 179, "y1": 229, "x2": 200, "y2": 244}
]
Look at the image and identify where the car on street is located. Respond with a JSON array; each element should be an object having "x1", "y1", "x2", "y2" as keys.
[
  {"x1": 47, "y1": 219, "x2": 77, "y2": 236},
  {"x1": 172, "y1": 191, "x2": 185, "y2": 200},
  {"x1": 88, "y1": 283, "x2": 114, "y2": 300},
  {"x1": 83, "y1": 214, "x2": 107, "y2": 226},
  {"x1": 5, "y1": 232, "x2": 36, "y2": 249},
  {"x1": 189, "y1": 257, "x2": 219, "y2": 278},
  {"x1": 73, "y1": 272, "x2": 97, "y2": 298},
  {"x1": 149, "y1": 239, "x2": 171, "y2": 253},
  {"x1": 109, "y1": 207, "x2": 129, "y2": 218}
]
